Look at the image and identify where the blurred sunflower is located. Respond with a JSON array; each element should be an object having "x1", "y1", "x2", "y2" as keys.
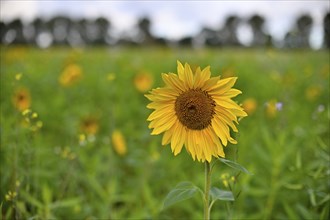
[
  {"x1": 242, "y1": 98, "x2": 257, "y2": 115},
  {"x1": 59, "y1": 64, "x2": 82, "y2": 87},
  {"x1": 80, "y1": 116, "x2": 99, "y2": 135},
  {"x1": 111, "y1": 130, "x2": 127, "y2": 156},
  {"x1": 305, "y1": 85, "x2": 322, "y2": 101},
  {"x1": 12, "y1": 87, "x2": 31, "y2": 111},
  {"x1": 146, "y1": 61, "x2": 247, "y2": 162},
  {"x1": 134, "y1": 71, "x2": 154, "y2": 92}
]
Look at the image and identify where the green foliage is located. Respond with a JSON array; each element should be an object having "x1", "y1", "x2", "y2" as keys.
[
  {"x1": 0, "y1": 46, "x2": 329, "y2": 219},
  {"x1": 210, "y1": 187, "x2": 234, "y2": 201},
  {"x1": 162, "y1": 182, "x2": 201, "y2": 210},
  {"x1": 218, "y1": 158, "x2": 252, "y2": 175}
]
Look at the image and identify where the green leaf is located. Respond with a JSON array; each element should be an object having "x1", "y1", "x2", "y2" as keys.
[
  {"x1": 162, "y1": 181, "x2": 199, "y2": 209},
  {"x1": 19, "y1": 190, "x2": 43, "y2": 209},
  {"x1": 210, "y1": 187, "x2": 234, "y2": 201},
  {"x1": 218, "y1": 158, "x2": 253, "y2": 175},
  {"x1": 49, "y1": 198, "x2": 81, "y2": 209},
  {"x1": 42, "y1": 184, "x2": 52, "y2": 205}
]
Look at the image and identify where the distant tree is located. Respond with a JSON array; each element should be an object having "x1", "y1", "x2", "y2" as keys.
[
  {"x1": 137, "y1": 17, "x2": 154, "y2": 45},
  {"x1": 73, "y1": 19, "x2": 88, "y2": 45},
  {"x1": 94, "y1": 17, "x2": 111, "y2": 45},
  {"x1": 222, "y1": 15, "x2": 241, "y2": 46},
  {"x1": 248, "y1": 14, "x2": 268, "y2": 47},
  {"x1": 7, "y1": 19, "x2": 26, "y2": 44},
  {"x1": 285, "y1": 14, "x2": 313, "y2": 48},
  {"x1": 178, "y1": 36, "x2": 193, "y2": 47},
  {"x1": 48, "y1": 15, "x2": 71, "y2": 45},
  {"x1": 195, "y1": 27, "x2": 222, "y2": 47},
  {"x1": 297, "y1": 14, "x2": 313, "y2": 40},
  {"x1": 324, "y1": 12, "x2": 330, "y2": 48},
  {"x1": 31, "y1": 18, "x2": 48, "y2": 45},
  {"x1": 0, "y1": 21, "x2": 6, "y2": 43}
]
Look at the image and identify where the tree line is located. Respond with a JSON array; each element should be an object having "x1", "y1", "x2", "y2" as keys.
[{"x1": 1, "y1": 12, "x2": 329, "y2": 48}]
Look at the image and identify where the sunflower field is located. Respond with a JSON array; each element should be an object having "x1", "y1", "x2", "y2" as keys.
[{"x1": 1, "y1": 46, "x2": 329, "y2": 220}]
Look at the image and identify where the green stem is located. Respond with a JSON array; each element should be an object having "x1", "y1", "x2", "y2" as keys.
[{"x1": 204, "y1": 161, "x2": 211, "y2": 220}]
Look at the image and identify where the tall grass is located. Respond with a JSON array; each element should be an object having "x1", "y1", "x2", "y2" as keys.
[{"x1": 1, "y1": 46, "x2": 329, "y2": 219}]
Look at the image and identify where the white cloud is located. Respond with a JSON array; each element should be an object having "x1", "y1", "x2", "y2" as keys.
[{"x1": 0, "y1": 0, "x2": 39, "y2": 22}]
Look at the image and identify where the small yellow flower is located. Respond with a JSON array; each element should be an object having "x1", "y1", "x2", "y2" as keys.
[
  {"x1": 78, "y1": 134, "x2": 87, "y2": 145},
  {"x1": 305, "y1": 85, "x2": 322, "y2": 101},
  {"x1": 242, "y1": 98, "x2": 257, "y2": 115},
  {"x1": 220, "y1": 173, "x2": 230, "y2": 188},
  {"x1": 111, "y1": 130, "x2": 127, "y2": 156},
  {"x1": 59, "y1": 64, "x2": 82, "y2": 87},
  {"x1": 134, "y1": 71, "x2": 154, "y2": 92},
  {"x1": 5, "y1": 191, "x2": 17, "y2": 201},
  {"x1": 61, "y1": 147, "x2": 76, "y2": 160},
  {"x1": 15, "y1": 73, "x2": 23, "y2": 80},
  {"x1": 107, "y1": 73, "x2": 116, "y2": 81},
  {"x1": 220, "y1": 173, "x2": 235, "y2": 188},
  {"x1": 12, "y1": 87, "x2": 31, "y2": 112},
  {"x1": 80, "y1": 116, "x2": 99, "y2": 135}
]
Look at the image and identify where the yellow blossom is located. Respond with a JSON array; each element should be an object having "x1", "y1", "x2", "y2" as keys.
[
  {"x1": 80, "y1": 116, "x2": 99, "y2": 135},
  {"x1": 111, "y1": 130, "x2": 127, "y2": 156},
  {"x1": 12, "y1": 87, "x2": 31, "y2": 112},
  {"x1": 305, "y1": 85, "x2": 322, "y2": 101},
  {"x1": 59, "y1": 64, "x2": 82, "y2": 87},
  {"x1": 134, "y1": 71, "x2": 154, "y2": 92},
  {"x1": 242, "y1": 98, "x2": 257, "y2": 115},
  {"x1": 146, "y1": 61, "x2": 247, "y2": 162}
]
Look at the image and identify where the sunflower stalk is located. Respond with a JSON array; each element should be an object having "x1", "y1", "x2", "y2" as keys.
[{"x1": 204, "y1": 161, "x2": 211, "y2": 220}]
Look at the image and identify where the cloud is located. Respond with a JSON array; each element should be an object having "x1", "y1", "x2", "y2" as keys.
[{"x1": 0, "y1": 0, "x2": 39, "y2": 22}]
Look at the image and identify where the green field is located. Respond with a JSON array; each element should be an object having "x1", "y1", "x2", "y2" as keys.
[{"x1": 1, "y1": 46, "x2": 329, "y2": 220}]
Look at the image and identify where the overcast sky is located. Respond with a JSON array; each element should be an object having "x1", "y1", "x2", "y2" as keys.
[{"x1": 1, "y1": 0, "x2": 329, "y2": 47}]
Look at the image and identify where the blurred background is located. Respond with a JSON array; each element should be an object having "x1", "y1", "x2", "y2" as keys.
[
  {"x1": 0, "y1": 1, "x2": 329, "y2": 49},
  {"x1": 1, "y1": 1, "x2": 329, "y2": 220}
]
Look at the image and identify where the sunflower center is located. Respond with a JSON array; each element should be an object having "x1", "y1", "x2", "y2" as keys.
[{"x1": 175, "y1": 89, "x2": 216, "y2": 130}]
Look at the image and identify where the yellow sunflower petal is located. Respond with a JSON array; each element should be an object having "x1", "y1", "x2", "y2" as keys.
[
  {"x1": 201, "y1": 129, "x2": 212, "y2": 162},
  {"x1": 174, "y1": 126, "x2": 186, "y2": 155},
  {"x1": 207, "y1": 77, "x2": 238, "y2": 94},
  {"x1": 171, "y1": 121, "x2": 185, "y2": 155},
  {"x1": 177, "y1": 60, "x2": 185, "y2": 80},
  {"x1": 200, "y1": 66, "x2": 211, "y2": 83},
  {"x1": 193, "y1": 67, "x2": 202, "y2": 89},
  {"x1": 186, "y1": 129, "x2": 196, "y2": 160},
  {"x1": 147, "y1": 104, "x2": 174, "y2": 121},
  {"x1": 201, "y1": 76, "x2": 220, "y2": 90},
  {"x1": 161, "y1": 73, "x2": 183, "y2": 92},
  {"x1": 149, "y1": 113, "x2": 176, "y2": 130},
  {"x1": 214, "y1": 114, "x2": 238, "y2": 132},
  {"x1": 184, "y1": 63, "x2": 194, "y2": 88},
  {"x1": 162, "y1": 129, "x2": 173, "y2": 145},
  {"x1": 211, "y1": 118, "x2": 228, "y2": 146},
  {"x1": 222, "y1": 89, "x2": 242, "y2": 98}
]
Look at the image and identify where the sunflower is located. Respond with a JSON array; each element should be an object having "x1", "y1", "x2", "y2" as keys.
[
  {"x1": 80, "y1": 116, "x2": 99, "y2": 135},
  {"x1": 242, "y1": 98, "x2": 257, "y2": 115},
  {"x1": 111, "y1": 130, "x2": 127, "y2": 156},
  {"x1": 12, "y1": 87, "x2": 31, "y2": 112},
  {"x1": 59, "y1": 64, "x2": 82, "y2": 87},
  {"x1": 134, "y1": 71, "x2": 154, "y2": 93},
  {"x1": 145, "y1": 61, "x2": 247, "y2": 162}
]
